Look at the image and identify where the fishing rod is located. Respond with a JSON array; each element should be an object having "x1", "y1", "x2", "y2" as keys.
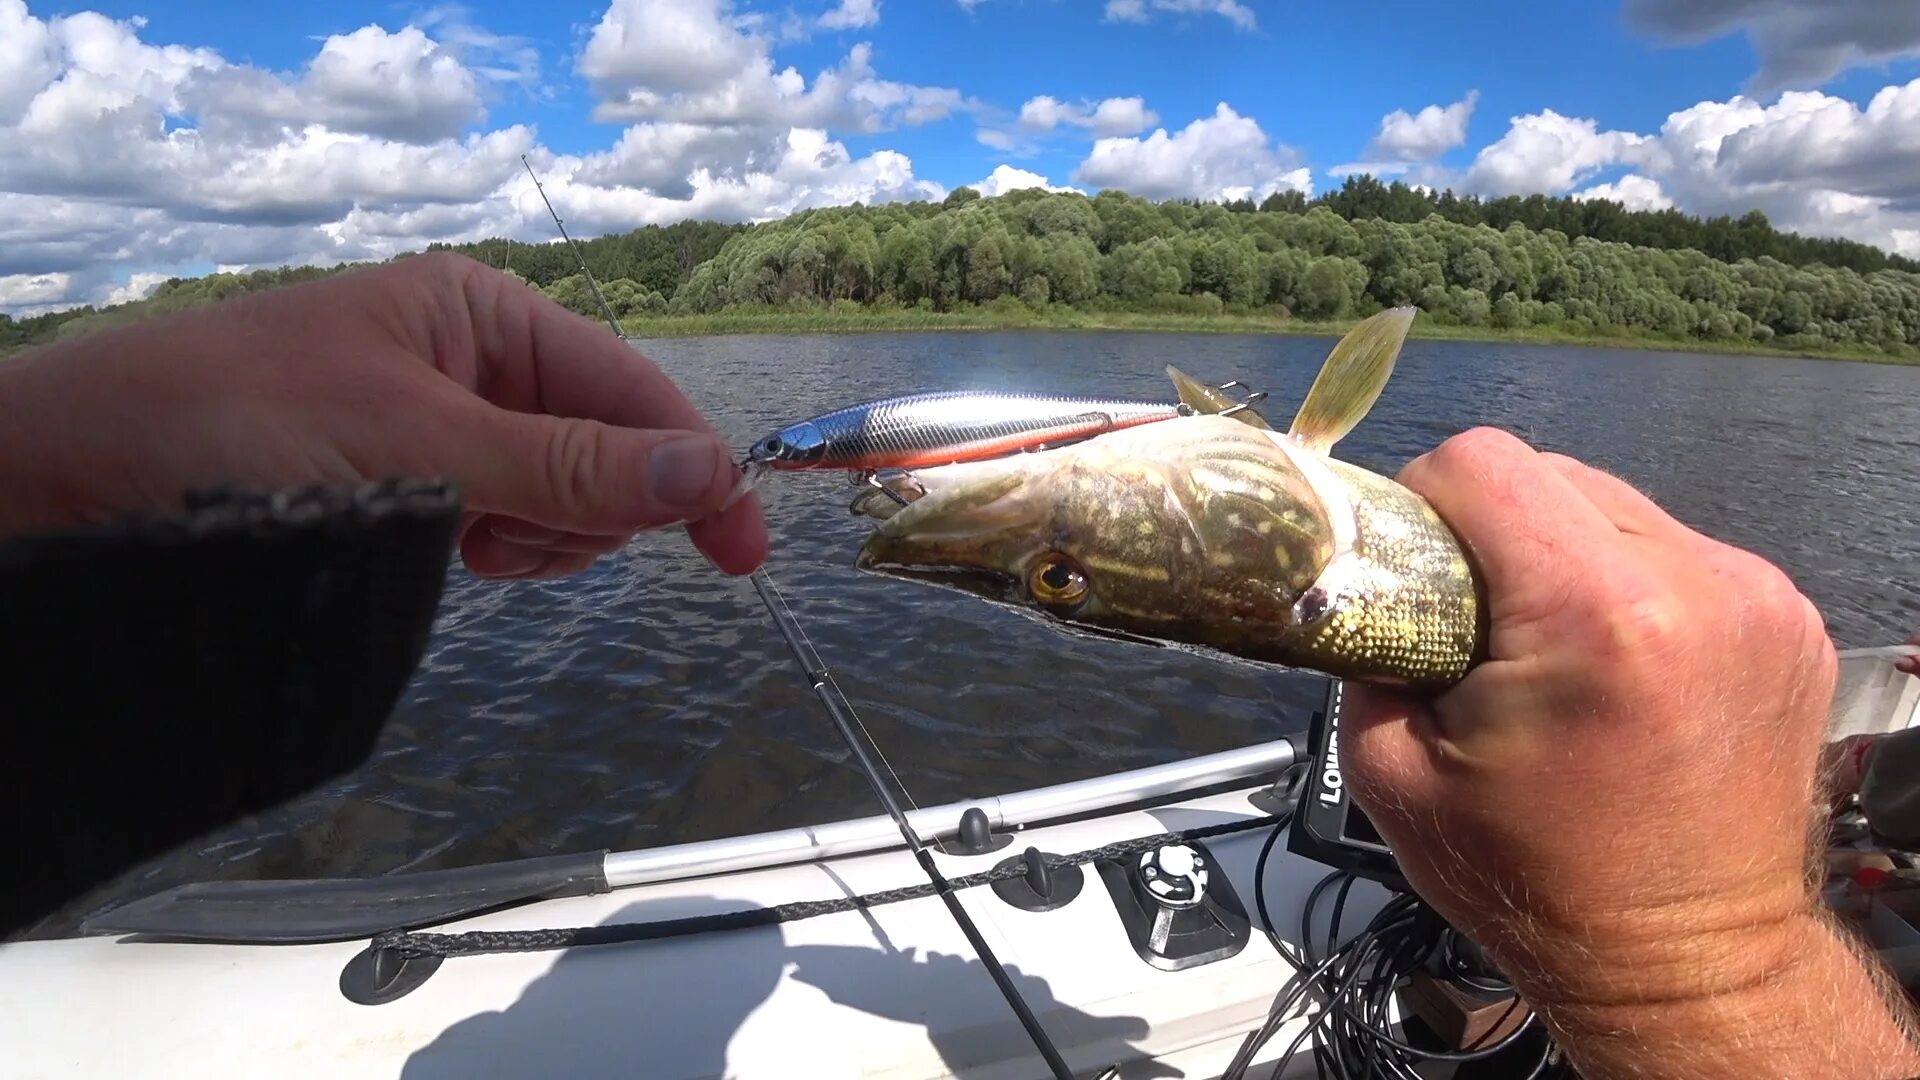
[
  {"x1": 521, "y1": 154, "x2": 623, "y2": 336},
  {"x1": 527, "y1": 165, "x2": 1075, "y2": 1077},
  {"x1": 747, "y1": 571, "x2": 1076, "y2": 1080}
]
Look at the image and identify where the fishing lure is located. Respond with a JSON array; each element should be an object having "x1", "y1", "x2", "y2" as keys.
[{"x1": 723, "y1": 387, "x2": 1260, "y2": 513}]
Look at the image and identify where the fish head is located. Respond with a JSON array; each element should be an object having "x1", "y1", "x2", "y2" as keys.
[
  {"x1": 855, "y1": 416, "x2": 1338, "y2": 654},
  {"x1": 748, "y1": 421, "x2": 828, "y2": 469}
]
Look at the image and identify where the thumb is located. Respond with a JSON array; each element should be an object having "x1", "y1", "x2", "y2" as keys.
[{"x1": 453, "y1": 404, "x2": 737, "y2": 534}]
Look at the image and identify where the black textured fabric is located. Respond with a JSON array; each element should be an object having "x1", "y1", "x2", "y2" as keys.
[{"x1": 0, "y1": 479, "x2": 461, "y2": 938}]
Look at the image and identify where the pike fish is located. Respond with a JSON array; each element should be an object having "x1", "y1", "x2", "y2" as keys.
[{"x1": 853, "y1": 308, "x2": 1485, "y2": 687}]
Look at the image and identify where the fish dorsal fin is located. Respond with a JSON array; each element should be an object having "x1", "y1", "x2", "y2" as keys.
[
  {"x1": 1287, "y1": 306, "x2": 1415, "y2": 454},
  {"x1": 1165, "y1": 365, "x2": 1273, "y2": 430}
]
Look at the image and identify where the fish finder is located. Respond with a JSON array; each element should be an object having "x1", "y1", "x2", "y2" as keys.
[{"x1": 1287, "y1": 679, "x2": 1410, "y2": 890}]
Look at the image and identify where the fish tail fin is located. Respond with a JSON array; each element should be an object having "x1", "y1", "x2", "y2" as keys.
[{"x1": 1286, "y1": 306, "x2": 1415, "y2": 453}]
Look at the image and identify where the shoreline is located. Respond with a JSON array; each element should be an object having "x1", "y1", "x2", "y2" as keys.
[{"x1": 617, "y1": 308, "x2": 1920, "y2": 366}]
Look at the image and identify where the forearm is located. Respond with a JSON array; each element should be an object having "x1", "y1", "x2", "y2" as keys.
[{"x1": 1531, "y1": 913, "x2": 1920, "y2": 1079}]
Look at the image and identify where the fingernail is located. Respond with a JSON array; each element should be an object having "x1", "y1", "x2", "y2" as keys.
[{"x1": 649, "y1": 435, "x2": 725, "y2": 511}]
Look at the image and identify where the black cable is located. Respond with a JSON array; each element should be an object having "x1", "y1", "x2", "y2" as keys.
[
  {"x1": 1222, "y1": 852, "x2": 1327, "y2": 1080},
  {"x1": 1233, "y1": 864, "x2": 1562, "y2": 1079}
]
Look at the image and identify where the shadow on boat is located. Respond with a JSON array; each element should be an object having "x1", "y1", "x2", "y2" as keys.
[
  {"x1": 397, "y1": 890, "x2": 1170, "y2": 1078},
  {"x1": 785, "y1": 943, "x2": 1176, "y2": 1079},
  {"x1": 398, "y1": 894, "x2": 787, "y2": 1079}
]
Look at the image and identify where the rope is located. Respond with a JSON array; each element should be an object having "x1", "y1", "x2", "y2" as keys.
[{"x1": 372, "y1": 813, "x2": 1286, "y2": 960}]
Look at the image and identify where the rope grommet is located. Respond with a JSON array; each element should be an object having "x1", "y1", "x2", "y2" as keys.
[{"x1": 340, "y1": 943, "x2": 443, "y2": 1005}]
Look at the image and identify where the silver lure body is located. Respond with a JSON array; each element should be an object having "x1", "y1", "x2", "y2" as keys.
[{"x1": 747, "y1": 391, "x2": 1182, "y2": 473}]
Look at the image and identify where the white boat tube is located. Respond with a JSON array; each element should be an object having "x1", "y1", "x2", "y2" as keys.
[{"x1": 602, "y1": 737, "x2": 1298, "y2": 888}]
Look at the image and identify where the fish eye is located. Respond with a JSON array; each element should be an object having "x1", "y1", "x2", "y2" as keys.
[
  {"x1": 1028, "y1": 554, "x2": 1090, "y2": 610},
  {"x1": 761, "y1": 437, "x2": 784, "y2": 455}
]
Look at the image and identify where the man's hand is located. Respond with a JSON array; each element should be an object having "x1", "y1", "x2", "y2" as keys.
[
  {"x1": 0, "y1": 253, "x2": 767, "y2": 578},
  {"x1": 1898, "y1": 633, "x2": 1919, "y2": 677},
  {"x1": 1342, "y1": 427, "x2": 1920, "y2": 1079}
]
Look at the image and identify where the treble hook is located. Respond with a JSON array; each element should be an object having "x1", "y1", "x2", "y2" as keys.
[
  {"x1": 1220, "y1": 389, "x2": 1269, "y2": 417},
  {"x1": 853, "y1": 470, "x2": 924, "y2": 508}
]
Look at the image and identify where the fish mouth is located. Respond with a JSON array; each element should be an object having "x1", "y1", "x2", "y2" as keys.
[
  {"x1": 854, "y1": 546, "x2": 1167, "y2": 650},
  {"x1": 852, "y1": 454, "x2": 1047, "y2": 598},
  {"x1": 851, "y1": 550, "x2": 1020, "y2": 601}
]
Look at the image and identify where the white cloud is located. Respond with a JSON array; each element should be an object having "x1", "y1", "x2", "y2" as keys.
[
  {"x1": 1103, "y1": 0, "x2": 1256, "y2": 31},
  {"x1": 578, "y1": 0, "x2": 761, "y2": 97},
  {"x1": 575, "y1": 122, "x2": 785, "y2": 199},
  {"x1": 1574, "y1": 174, "x2": 1675, "y2": 212},
  {"x1": 103, "y1": 271, "x2": 170, "y2": 306},
  {"x1": 0, "y1": 0, "x2": 59, "y2": 126},
  {"x1": 1074, "y1": 103, "x2": 1312, "y2": 202},
  {"x1": 200, "y1": 25, "x2": 487, "y2": 142},
  {"x1": 1446, "y1": 78, "x2": 1920, "y2": 256},
  {"x1": 579, "y1": 1, "x2": 964, "y2": 134},
  {"x1": 1462, "y1": 110, "x2": 1650, "y2": 196},
  {"x1": 1623, "y1": 0, "x2": 1920, "y2": 92},
  {"x1": 818, "y1": 0, "x2": 880, "y2": 30},
  {"x1": 1363, "y1": 91, "x2": 1478, "y2": 162},
  {"x1": 971, "y1": 164, "x2": 1077, "y2": 197},
  {"x1": 0, "y1": 1, "x2": 951, "y2": 315},
  {"x1": 1673, "y1": 82, "x2": 1920, "y2": 201},
  {"x1": 975, "y1": 128, "x2": 1019, "y2": 151},
  {"x1": 415, "y1": 5, "x2": 541, "y2": 90},
  {"x1": 1018, "y1": 94, "x2": 1157, "y2": 136},
  {"x1": 533, "y1": 129, "x2": 942, "y2": 235},
  {"x1": 0, "y1": 271, "x2": 76, "y2": 313}
]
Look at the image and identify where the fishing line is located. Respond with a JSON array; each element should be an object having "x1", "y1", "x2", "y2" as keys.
[
  {"x1": 720, "y1": 460, "x2": 768, "y2": 512},
  {"x1": 521, "y1": 155, "x2": 623, "y2": 336}
]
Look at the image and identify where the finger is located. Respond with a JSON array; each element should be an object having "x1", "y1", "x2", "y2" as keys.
[
  {"x1": 1397, "y1": 428, "x2": 1621, "y2": 590},
  {"x1": 1537, "y1": 454, "x2": 1696, "y2": 541},
  {"x1": 1339, "y1": 683, "x2": 1448, "y2": 815},
  {"x1": 445, "y1": 256, "x2": 770, "y2": 562},
  {"x1": 461, "y1": 529, "x2": 606, "y2": 580},
  {"x1": 502, "y1": 551, "x2": 599, "y2": 580},
  {"x1": 461, "y1": 528, "x2": 550, "y2": 578},
  {"x1": 480, "y1": 514, "x2": 630, "y2": 556},
  {"x1": 450, "y1": 259, "x2": 750, "y2": 464},
  {"x1": 451, "y1": 403, "x2": 736, "y2": 535},
  {"x1": 687, "y1": 490, "x2": 770, "y2": 575}
]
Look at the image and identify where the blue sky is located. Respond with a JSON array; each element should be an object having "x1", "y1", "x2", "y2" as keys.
[{"x1": 6, "y1": 0, "x2": 1920, "y2": 312}]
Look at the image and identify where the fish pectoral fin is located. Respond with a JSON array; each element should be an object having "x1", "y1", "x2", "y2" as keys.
[
  {"x1": 1286, "y1": 306, "x2": 1416, "y2": 454},
  {"x1": 1165, "y1": 365, "x2": 1273, "y2": 430}
]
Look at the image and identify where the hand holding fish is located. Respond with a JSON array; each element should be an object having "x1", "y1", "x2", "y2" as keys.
[
  {"x1": 0, "y1": 253, "x2": 768, "y2": 578},
  {"x1": 1340, "y1": 429, "x2": 1920, "y2": 1079}
]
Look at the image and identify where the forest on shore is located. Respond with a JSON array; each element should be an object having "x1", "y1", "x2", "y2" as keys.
[{"x1": 7, "y1": 176, "x2": 1918, "y2": 363}]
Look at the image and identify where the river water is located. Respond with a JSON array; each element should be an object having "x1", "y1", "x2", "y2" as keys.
[{"x1": 33, "y1": 333, "x2": 1920, "y2": 936}]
